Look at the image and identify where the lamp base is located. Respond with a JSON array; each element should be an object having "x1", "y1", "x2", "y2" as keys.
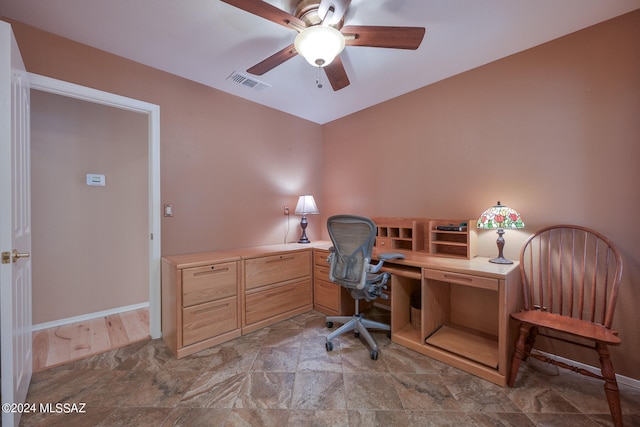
[
  {"x1": 298, "y1": 215, "x2": 311, "y2": 244},
  {"x1": 489, "y1": 256, "x2": 513, "y2": 264},
  {"x1": 488, "y1": 227, "x2": 513, "y2": 264}
]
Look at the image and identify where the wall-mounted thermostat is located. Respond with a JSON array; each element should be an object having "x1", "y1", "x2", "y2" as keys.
[{"x1": 86, "y1": 174, "x2": 106, "y2": 186}]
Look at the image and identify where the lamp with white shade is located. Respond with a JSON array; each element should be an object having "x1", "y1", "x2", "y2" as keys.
[{"x1": 295, "y1": 195, "x2": 319, "y2": 243}]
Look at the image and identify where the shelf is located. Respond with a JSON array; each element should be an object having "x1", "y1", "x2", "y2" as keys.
[
  {"x1": 428, "y1": 219, "x2": 477, "y2": 259},
  {"x1": 394, "y1": 322, "x2": 422, "y2": 343},
  {"x1": 431, "y1": 240, "x2": 467, "y2": 247},
  {"x1": 425, "y1": 325, "x2": 498, "y2": 369}
]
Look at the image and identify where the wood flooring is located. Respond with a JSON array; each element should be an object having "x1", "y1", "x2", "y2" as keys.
[{"x1": 32, "y1": 308, "x2": 150, "y2": 372}]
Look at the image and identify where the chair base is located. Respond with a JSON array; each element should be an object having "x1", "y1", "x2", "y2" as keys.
[
  {"x1": 509, "y1": 322, "x2": 624, "y2": 427},
  {"x1": 325, "y1": 313, "x2": 390, "y2": 360}
]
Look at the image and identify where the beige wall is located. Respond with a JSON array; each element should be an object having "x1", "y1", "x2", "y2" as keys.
[
  {"x1": 323, "y1": 11, "x2": 640, "y2": 379},
  {"x1": 4, "y1": 10, "x2": 639, "y2": 378},
  {"x1": 30, "y1": 91, "x2": 149, "y2": 323}
]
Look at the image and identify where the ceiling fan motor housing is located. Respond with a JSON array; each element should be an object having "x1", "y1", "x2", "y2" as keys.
[{"x1": 295, "y1": 0, "x2": 344, "y2": 29}]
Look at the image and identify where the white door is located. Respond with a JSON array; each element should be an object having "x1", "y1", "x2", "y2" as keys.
[{"x1": 0, "y1": 22, "x2": 32, "y2": 427}]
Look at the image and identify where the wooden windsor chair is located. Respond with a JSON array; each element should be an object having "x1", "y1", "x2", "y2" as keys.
[{"x1": 508, "y1": 225, "x2": 625, "y2": 426}]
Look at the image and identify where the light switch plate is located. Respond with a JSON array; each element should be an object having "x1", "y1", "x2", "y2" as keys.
[{"x1": 86, "y1": 174, "x2": 106, "y2": 186}]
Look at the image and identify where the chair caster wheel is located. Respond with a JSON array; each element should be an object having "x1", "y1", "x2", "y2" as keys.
[
  {"x1": 326, "y1": 322, "x2": 333, "y2": 328},
  {"x1": 387, "y1": 331, "x2": 391, "y2": 338},
  {"x1": 354, "y1": 331, "x2": 360, "y2": 338},
  {"x1": 326, "y1": 341, "x2": 333, "y2": 352},
  {"x1": 370, "y1": 350, "x2": 378, "y2": 360}
]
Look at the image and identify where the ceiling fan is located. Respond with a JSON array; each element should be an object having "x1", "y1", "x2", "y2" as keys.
[{"x1": 220, "y1": 0, "x2": 426, "y2": 91}]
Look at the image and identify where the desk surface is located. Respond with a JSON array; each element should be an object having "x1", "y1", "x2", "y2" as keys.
[
  {"x1": 372, "y1": 248, "x2": 518, "y2": 279},
  {"x1": 163, "y1": 241, "x2": 517, "y2": 279},
  {"x1": 162, "y1": 241, "x2": 332, "y2": 269}
]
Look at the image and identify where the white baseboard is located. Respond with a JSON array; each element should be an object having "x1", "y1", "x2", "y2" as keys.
[
  {"x1": 32, "y1": 302, "x2": 149, "y2": 332},
  {"x1": 535, "y1": 350, "x2": 640, "y2": 390}
]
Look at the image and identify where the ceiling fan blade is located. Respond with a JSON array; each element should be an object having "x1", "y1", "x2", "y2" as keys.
[
  {"x1": 220, "y1": 0, "x2": 306, "y2": 30},
  {"x1": 318, "y1": 0, "x2": 351, "y2": 26},
  {"x1": 342, "y1": 25, "x2": 425, "y2": 50},
  {"x1": 247, "y1": 44, "x2": 298, "y2": 75},
  {"x1": 323, "y1": 56, "x2": 350, "y2": 91}
]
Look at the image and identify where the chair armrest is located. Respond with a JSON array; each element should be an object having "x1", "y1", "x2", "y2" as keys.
[
  {"x1": 369, "y1": 252, "x2": 406, "y2": 273},
  {"x1": 378, "y1": 252, "x2": 406, "y2": 261}
]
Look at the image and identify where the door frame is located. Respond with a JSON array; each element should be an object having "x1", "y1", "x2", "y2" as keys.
[{"x1": 28, "y1": 73, "x2": 161, "y2": 339}]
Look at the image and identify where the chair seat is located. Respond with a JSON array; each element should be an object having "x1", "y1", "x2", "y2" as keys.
[{"x1": 511, "y1": 311, "x2": 621, "y2": 345}]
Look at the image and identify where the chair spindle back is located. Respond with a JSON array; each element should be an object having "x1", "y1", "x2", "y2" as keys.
[{"x1": 519, "y1": 225, "x2": 623, "y2": 328}]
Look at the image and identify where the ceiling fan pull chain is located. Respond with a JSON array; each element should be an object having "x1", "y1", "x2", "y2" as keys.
[{"x1": 316, "y1": 66, "x2": 323, "y2": 89}]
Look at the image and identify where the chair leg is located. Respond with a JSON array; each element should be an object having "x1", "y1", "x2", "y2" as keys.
[
  {"x1": 326, "y1": 318, "x2": 357, "y2": 343},
  {"x1": 596, "y1": 342, "x2": 623, "y2": 427},
  {"x1": 508, "y1": 322, "x2": 532, "y2": 387},
  {"x1": 523, "y1": 326, "x2": 538, "y2": 361}
]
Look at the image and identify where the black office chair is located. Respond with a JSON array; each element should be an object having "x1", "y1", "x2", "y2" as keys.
[{"x1": 324, "y1": 214, "x2": 405, "y2": 360}]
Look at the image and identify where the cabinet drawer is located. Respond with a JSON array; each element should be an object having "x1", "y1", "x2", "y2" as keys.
[
  {"x1": 182, "y1": 296, "x2": 238, "y2": 346},
  {"x1": 245, "y1": 251, "x2": 310, "y2": 290},
  {"x1": 314, "y1": 265, "x2": 330, "y2": 283},
  {"x1": 314, "y1": 279, "x2": 340, "y2": 311},
  {"x1": 245, "y1": 280, "x2": 312, "y2": 325},
  {"x1": 314, "y1": 250, "x2": 330, "y2": 268},
  {"x1": 182, "y1": 262, "x2": 237, "y2": 307},
  {"x1": 423, "y1": 268, "x2": 498, "y2": 291},
  {"x1": 376, "y1": 237, "x2": 392, "y2": 250}
]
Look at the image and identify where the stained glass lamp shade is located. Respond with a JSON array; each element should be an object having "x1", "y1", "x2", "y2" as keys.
[{"x1": 477, "y1": 201, "x2": 525, "y2": 264}]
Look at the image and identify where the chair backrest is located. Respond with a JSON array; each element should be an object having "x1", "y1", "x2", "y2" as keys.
[
  {"x1": 519, "y1": 225, "x2": 623, "y2": 328},
  {"x1": 327, "y1": 215, "x2": 377, "y2": 291}
]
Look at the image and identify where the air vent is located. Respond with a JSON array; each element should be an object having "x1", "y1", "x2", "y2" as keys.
[{"x1": 227, "y1": 71, "x2": 271, "y2": 90}]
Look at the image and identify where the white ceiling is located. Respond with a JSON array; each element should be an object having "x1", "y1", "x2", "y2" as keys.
[{"x1": 1, "y1": 0, "x2": 638, "y2": 124}]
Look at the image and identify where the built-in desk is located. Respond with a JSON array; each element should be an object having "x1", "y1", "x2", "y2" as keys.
[
  {"x1": 373, "y1": 249, "x2": 521, "y2": 387},
  {"x1": 162, "y1": 242, "x2": 519, "y2": 386}
]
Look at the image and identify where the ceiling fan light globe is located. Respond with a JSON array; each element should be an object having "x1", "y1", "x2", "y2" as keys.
[{"x1": 294, "y1": 26, "x2": 345, "y2": 68}]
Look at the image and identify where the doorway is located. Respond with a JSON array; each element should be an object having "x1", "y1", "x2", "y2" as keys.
[{"x1": 28, "y1": 73, "x2": 161, "y2": 338}]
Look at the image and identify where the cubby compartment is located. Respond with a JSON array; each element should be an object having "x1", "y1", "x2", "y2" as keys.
[
  {"x1": 388, "y1": 265, "x2": 423, "y2": 351},
  {"x1": 428, "y1": 219, "x2": 477, "y2": 259},
  {"x1": 423, "y1": 268, "x2": 500, "y2": 369},
  {"x1": 372, "y1": 217, "x2": 425, "y2": 253},
  {"x1": 373, "y1": 217, "x2": 477, "y2": 259}
]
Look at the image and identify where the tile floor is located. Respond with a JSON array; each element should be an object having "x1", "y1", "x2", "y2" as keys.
[{"x1": 20, "y1": 310, "x2": 640, "y2": 427}]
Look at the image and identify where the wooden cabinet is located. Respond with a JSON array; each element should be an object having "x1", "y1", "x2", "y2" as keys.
[
  {"x1": 162, "y1": 256, "x2": 241, "y2": 358},
  {"x1": 242, "y1": 250, "x2": 313, "y2": 334},
  {"x1": 312, "y1": 248, "x2": 358, "y2": 316},
  {"x1": 390, "y1": 256, "x2": 520, "y2": 387},
  {"x1": 162, "y1": 245, "x2": 318, "y2": 357}
]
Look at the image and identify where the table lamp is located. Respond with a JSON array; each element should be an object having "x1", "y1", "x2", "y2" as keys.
[
  {"x1": 295, "y1": 195, "x2": 319, "y2": 243},
  {"x1": 477, "y1": 201, "x2": 525, "y2": 264}
]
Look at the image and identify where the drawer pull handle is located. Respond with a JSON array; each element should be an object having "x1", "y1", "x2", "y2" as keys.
[
  {"x1": 265, "y1": 287, "x2": 296, "y2": 299},
  {"x1": 266, "y1": 256, "x2": 295, "y2": 264},
  {"x1": 443, "y1": 274, "x2": 472, "y2": 282},
  {"x1": 194, "y1": 267, "x2": 229, "y2": 277},
  {"x1": 192, "y1": 303, "x2": 229, "y2": 315}
]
